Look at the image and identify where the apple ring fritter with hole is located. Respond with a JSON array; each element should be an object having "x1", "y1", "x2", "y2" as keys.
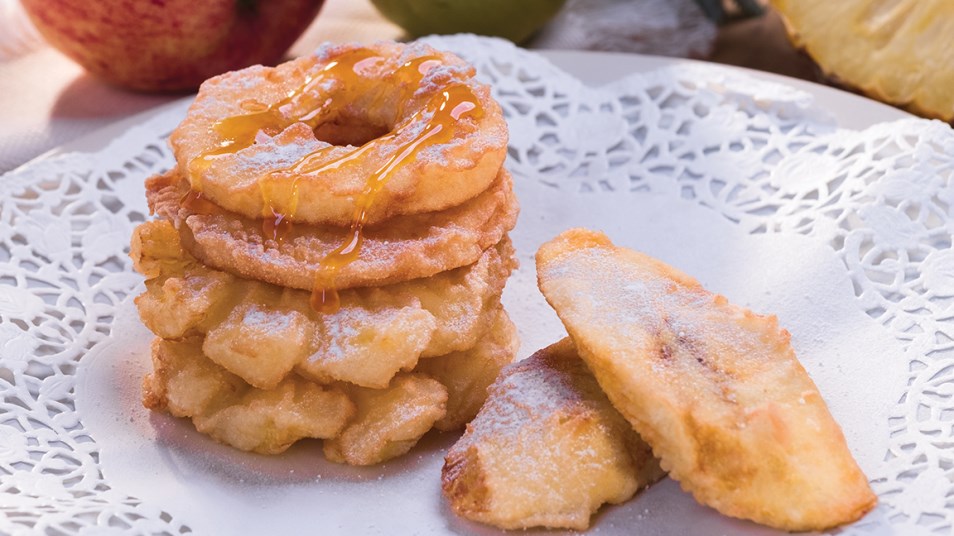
[
  {"x1": 146, "y1": 167, "x2": 518, "y2": 291},
  {"x1": 131, "y1": 220, "x2": 515, "y2": 390},
  {"x1": 442, "y1": 338, "x2": 664, "y2": 530},
  {"x1": 416, "y1": 306, "x2": 518, "y2": 431},
  {"x1": 142, "y1": 338, "x2": 354, "y2": 455},
  {"x1": 170, "y1": 41, "x2": 507, "y2": 227},
  {"x1": 536, "y1": 229, "x2": 877, "y2": 532}
]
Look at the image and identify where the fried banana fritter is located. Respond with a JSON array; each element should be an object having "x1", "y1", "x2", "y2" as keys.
[
  {"x1": 536, "y1": 228, "x2": 877, "y2": 531},
  {"x1": 442, "y1": 339, "x2": 663, "y2": 530}
]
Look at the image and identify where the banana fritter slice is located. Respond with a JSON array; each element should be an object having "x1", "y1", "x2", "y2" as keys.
[
  {"x1": 201, "y1": 297, "x2": 318, "y2": 390},
  {"x1": 536, "y1": 229, "x2": 877, "y2": 531},
  {"x1": 442, "y1": 339, "x2": 663, "y2": 530},
  {"x1": 141, "y1": 338, "x2": 245, "y2": 417},
  {"x1": 142, "y1": 338, "x2": 354, "y2": 455},
  {"x1": 131, "y1": 220, "x2": 515, "y2": 390},
  {"x1": 416, "y1": 306, "x2": 518, "y2": 431},
  {"x1": 323, "y1": 374, "x2": 447, "y2": 466}
]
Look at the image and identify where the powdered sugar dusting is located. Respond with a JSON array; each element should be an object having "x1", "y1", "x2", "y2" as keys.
[
  {"x1": 444, "y1": 340, "x2": 662, "y2": 529},
  {"x1": 6, "y1": 32, "x2": 922, "y2": 535},
  {"x1": 173, "y1": 40, "x2": 506, "y2": 226},
  {"x1": 455, "y1": 340, "x2": 612, "y2": 447},
  {"x1": 539, "y1": 235, "x2": 808, "y2": 406}
]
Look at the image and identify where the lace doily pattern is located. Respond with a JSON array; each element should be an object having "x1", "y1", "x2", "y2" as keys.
[
  {"x1": 761, "y1": 120, "x2": 954, "y2": 533},
  {"x1": 426, "y1": 35, "x2": 836, "y2": 206},
  {"x1": 0, "y1": 139, "x2": 185, "y2": 533},
  {"x1": 1, "y1": 35, "x2": 949, "y2": 533},
  {"x1": 435, "y1": 36, "x2": 952, "y2": 533}
]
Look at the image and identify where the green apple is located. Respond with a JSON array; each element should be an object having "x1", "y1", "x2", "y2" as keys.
[
  {"x1": 21, "y1": 0, "x2": 324, "y2": 92},
  {"x1": 370, "y1": 0, "x2": 566, "y2": 44}
]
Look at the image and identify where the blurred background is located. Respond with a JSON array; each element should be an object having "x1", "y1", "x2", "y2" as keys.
[{"x1": 0, "y1": 0, "x2": 934, "y2": 173}]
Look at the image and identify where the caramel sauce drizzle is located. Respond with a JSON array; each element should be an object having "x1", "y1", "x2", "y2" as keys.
[
  {"x1": 179, "y1": 189, "x2": 223, "y2": 215},
  {"x1": 185, "y1": 47, "x2": 482, "y2": 313},
  {"x1": 310, "y1": 84, "x2": 482, "y2": 312},
  {"x1": 256, "y1": 54, "x2": 442, "y2": 244},
  {"x1": 188, "y1": 48, "x2": 380, "y2": 187}
]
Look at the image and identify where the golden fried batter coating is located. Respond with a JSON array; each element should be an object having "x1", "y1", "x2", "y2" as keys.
[
  {"x1": 131, "y1": 220, "x2": 515, "y2": 390},
  {"x1": 416, "y1": 307, "x2": 518, "y2": 431},
  {"x1": 142, "y1": 303, "x2": 517, "y2": 463},
  {"x1": 536, "y1": 229, "x2": 877, "y2": 531},
  {"x1": 442, "y1": 339, "x2": 663, "y2": 530},
  {"x1": 170, "y1": 42, "x2": 507, "y2": 227},
  {"x1": 295, "y1": 294, "x2": 435, "y2": 389},
  {"x1": 143, "y1": 338, "x2": 354, "y2": 455},
  {"x1": 135, "y1": 41, "x2": 519, "y2": 470},
  {"x1": 323, "y1": 373, "x2": 447, "y2": 466},
  {"x1": 201, "y1": 297, "x2": 320, "y2": 389},
  {"x1": 147, "y1": 168, "x2": 518, "y2": 291}
]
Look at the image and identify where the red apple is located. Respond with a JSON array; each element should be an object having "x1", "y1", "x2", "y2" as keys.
[{"x1": 21, "y1": 0, "x2": 324, "y2": 92}]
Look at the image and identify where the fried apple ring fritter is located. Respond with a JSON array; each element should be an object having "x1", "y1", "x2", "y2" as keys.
[
  {"x1": 320, "y1": 307, "x2": 518, "y2": 465},
  {"x1": 170, "y1": 41, "x2": 507, "y2": 227},
  {"x1": 442, "y1": 339, "x2": 663, "y2": 530},
  {"x1": 142, "y1": 338, "x2": 354, "y2": 455},
  {"x1": 142, "y1": 309, "x2": 518, "y2": 463},
  {"x1": 131, "y1": 220, "x2": 515, "y2": 390},
  {"x1": 322, "y1": 373, "x2": 447, "y2": 466},
  {"x1": 146, "y1": 168, "x2": 518, "y2": 291},
  {"x1": 415, "y1": 306, "x2": 518, "y2": 431},
  {"x1": 536, "y1": 229, "x2": 877, "y2": 531}
]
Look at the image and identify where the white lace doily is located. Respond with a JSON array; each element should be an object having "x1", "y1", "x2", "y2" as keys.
[{"x1": 1, "y1": 35, "x2": 951, "y2": 534}]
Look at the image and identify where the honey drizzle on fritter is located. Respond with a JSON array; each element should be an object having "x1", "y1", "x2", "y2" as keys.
[
  {"x1": 311, "y1": 85, "x2": 482, "y2": 312},
  {"x1": 184, "y1": 48, "x2": 483, "y2": 312},
  {"x1": 265, "y1": 55, "x2": 446, "y2": 243},
  {"x1": 187, "y1": 48, "x2": 379, "y2": 188},
  {"x1": 179, "y1": 189, "x2": 223, "y2": 215}
]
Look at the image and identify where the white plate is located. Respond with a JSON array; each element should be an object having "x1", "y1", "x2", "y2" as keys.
[{"x1": 2, "y1": 37, "x2": 944, "y2": 535}]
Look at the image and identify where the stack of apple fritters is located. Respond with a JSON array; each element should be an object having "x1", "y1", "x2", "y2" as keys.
[
  {"x1": 133, "y1": 184, "x2": 517, "y2": 465},
  {"x1": 130, "y1": 43, "x2": 519, "y2": 466}
]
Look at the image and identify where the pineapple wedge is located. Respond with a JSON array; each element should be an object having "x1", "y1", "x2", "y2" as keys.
[{"x1": 772, "y1": 0, "x2": 954, "y2": 120}]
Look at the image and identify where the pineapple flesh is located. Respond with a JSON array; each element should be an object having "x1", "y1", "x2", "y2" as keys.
[{"x1": 772, "y1": 0, "x2": 954, "y2": 120}]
